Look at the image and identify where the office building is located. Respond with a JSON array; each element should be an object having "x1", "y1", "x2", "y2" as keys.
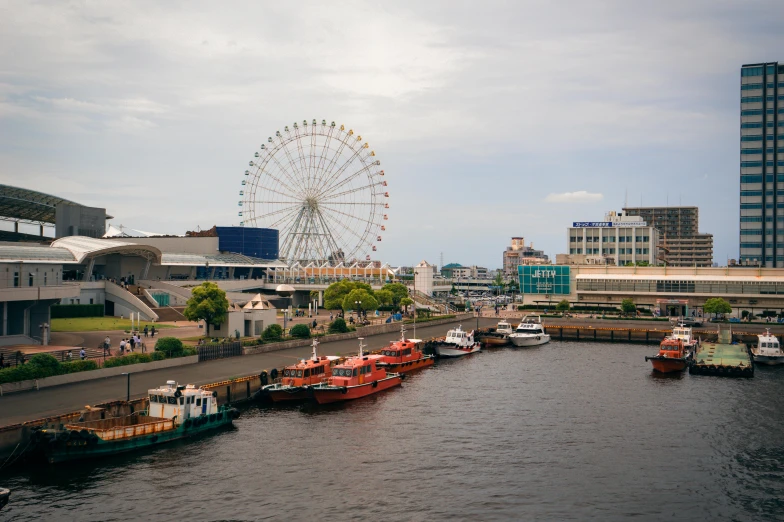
[
  {"x1": 739, "y1": 61, "x2": 784, "y2": 267},
  {"x1": 622, "y1": 206, "x2": 714, "y2": 266},
  {"x1": 567, "y1": 211, "x2": 659, "y2": 266},
  {"x1": 502, "y1": 237, "x2": 549, "y2": 276}
]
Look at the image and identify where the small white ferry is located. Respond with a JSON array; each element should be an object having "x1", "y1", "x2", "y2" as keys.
[
  {"x1": 508, "y1": 315, "x2": 550, "y2": 347},
  {"x1": 433, "y1": 325, "x2": 481, "y2": 358},
  {"x1": 751, "y1": 329, "x2": 784, "y2": 366},
  {"x1": 670, "y1": 323, "x2": 699, "y2": 356}
]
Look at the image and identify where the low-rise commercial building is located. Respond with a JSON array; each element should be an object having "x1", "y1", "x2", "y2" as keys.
[{"x1": 502, "y1": 237, "x2": 549, "y2": 276}]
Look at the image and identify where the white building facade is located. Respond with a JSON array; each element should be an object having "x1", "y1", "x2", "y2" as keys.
[{"x1": 567, "y1": 211, "x2": 659, "y2": 266}]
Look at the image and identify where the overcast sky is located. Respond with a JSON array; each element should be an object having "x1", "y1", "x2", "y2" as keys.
[{"x1": 2, "y1": 0, "x2": 783, "y2": 268}]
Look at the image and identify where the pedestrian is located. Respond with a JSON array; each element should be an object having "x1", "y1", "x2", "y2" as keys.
[
  {"x1": 104, "y1": 336, "x2": 111, "y2": 354},
  {"x1": 119, "y1": 338, "x2": 126, "y2": 355},
  {"x1": 330, "y1": 312, "x2": 334, "y2": 321},
  {"x1": 312, "y1": 319, "x2": 317, "y2": 328},
  {"x1": 66, "y1": 350, "x2": 72, "y2": 361},
  {"x1": 144, "y1": 325, "x2": 149, "y2": 337},
  {"x1": 129, "y1": 336, "x2": 136, "y2": 352},
  {"x1": 79, "y1": 348, "x2": 86, "y2": 360},
  {"x1": 151, "y1": 326, "x2": 156, "y2": 337}
]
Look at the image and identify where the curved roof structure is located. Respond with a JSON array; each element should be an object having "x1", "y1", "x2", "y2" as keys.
[
  {"x1": 0, "y1": 244, "x2": 76, "y2": 264},
  {"x1": 51, "y1": 236, "x2": 162, "y2": 264},
  {"x1": 0, "y1": 184, "x2": 113, "y2": 225}
]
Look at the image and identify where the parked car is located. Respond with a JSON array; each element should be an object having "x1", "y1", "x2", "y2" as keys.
[{"x1": 679, "y1": 317, "x2": 703, "y2": 327}]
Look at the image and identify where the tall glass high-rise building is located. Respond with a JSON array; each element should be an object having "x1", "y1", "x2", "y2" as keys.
[{"x1": 739, "y1": 62, "x2": 784, "y2": 267}]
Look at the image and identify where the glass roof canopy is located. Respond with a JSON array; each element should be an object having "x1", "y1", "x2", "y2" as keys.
[{"x1": 0, "y1": 184, "x2": 113, "y2": 225}]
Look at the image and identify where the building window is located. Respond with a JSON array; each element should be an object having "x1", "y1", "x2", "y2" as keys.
[
  {"x1": 741, "y1": 149, "x2": 763, "y2": 155},
  {"x1": 28, "y1": 273, "x2": 33, "y2": 287},
  {"x1": 741, "y1": 123, "x2": 763, "y2": 128},
  {"x1": 741, "y1": 66, "x2": 763, "y2": 77},
  {"x1": 741, "y1": 96, "x2": 763, "y2": 103},
  {"x1": 44, "y1": 272, "x2": 47, "y2": 285},
  {"x1": 13, "y1": 272, "x2": 19, "y2": 287},
  {"x1": 741, "y1": 109, "x2": 763, "y2": 116}
]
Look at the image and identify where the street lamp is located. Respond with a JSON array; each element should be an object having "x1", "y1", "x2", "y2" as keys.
[
  {"x1": 121, "y1": 372, "x2": 131, "y2": 402},
  {"x1": 355, "y1": 300, "x2": 362, "y2": 322}
]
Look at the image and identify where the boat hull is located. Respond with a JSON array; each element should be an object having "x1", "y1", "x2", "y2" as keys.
[
  {"x1": 645, "y1": 356, "x2": 690, "y2": 373},
  {"x1": 377, "y1": 356, "x2": 434, "y2": 373},
  {"x1": 310, "y1": 375, "x2": 402, "y2": 404},
  {"x1": 0, "y1": 488, "x2": 8, "y2": 511},
  {"x1": 434, "y1": 344, "x2": 481, "y2": 358},
  {"x1": 752, "y1": 354, "x2": 784, "y2": 366},
  {"x1": 478, "y1": 335, "x2": 509, "y2": 346},
  {"x1": 261, "y1": 384, "x2": 313, "y2": 402},
  {"x1": 509, "y1": 334, "x2": 550, "y2": 347},
  {"x1": 40, "y1": 410, "x2": 237, "y2": 464}
]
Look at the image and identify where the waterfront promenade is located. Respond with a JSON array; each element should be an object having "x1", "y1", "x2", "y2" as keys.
[{"x1": 0, "y1": 318, "x2": 495, "y2": 427}]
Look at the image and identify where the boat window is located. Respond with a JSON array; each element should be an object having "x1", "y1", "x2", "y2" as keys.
[
  {"x1": 366, "y1": 364, "x2": 372, "y2": 373},
  {"x1": 196, "y1": 398, "x2": 202, "y2": 406},
  {"x1": 296, "y1": 370, "x2": 303, "y2": 378},
  {"x1": 167, "y1": 397, "x2": 177, "y2": 405},
  {"x1": 150, "y1": 395, "x2": 157, "y2": 403},
  {"x1": 158, "y1": 395, "x2": 166, "y2": 403},
  {"x1": 304, "y1": 369, "x2": 310, "y2": 377},
  {"x1": 179, "y1": 396, "x2": 184, "y2": 405},
  {"x1": 283, "y1": 369, "x2": 290, "y2": 377}
]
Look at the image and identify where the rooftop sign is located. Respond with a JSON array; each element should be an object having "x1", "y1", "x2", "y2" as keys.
[{"x1": 572, "y1": 221, "x2": 647, "y2": 228}]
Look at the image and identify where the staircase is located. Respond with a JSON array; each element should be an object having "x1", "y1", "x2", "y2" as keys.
[
  {"x1": 151, "y1": 307, "x2": 188, "y2": 322},
  {"x1": 411, "y1": 290, "x2": 452, "y2": 315}
]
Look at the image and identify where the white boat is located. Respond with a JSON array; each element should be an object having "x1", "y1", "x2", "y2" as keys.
[
  {"x1": 477, "y1": 320, "x2": 514, "y2": 346},
  {"x1": 433, "y1": 325, "x2": 481, "y2": 357},
  {"x1": 751, "y1": 329, "x2": 784, "y2": 366},
  {"x1": 508, "y1": 315, "x2": 550, "y2": 347},
  {"x1": 670, "y1": 323, "x2": 699, "y2": 358}
]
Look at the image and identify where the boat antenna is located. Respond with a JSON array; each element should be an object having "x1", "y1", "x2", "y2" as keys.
[
  {"x1": 400, "y1": 323, "x2": 407, "y2": 342},
  {"x1": 311, "y1": 337, "x2": 319, "y2": 361},
  {"x1": 358, "y1": 337, "x2": 366, "y2": 358}
]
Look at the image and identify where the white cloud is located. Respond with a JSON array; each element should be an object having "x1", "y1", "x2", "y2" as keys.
[{"x1": 544, "y1": 191, "x2": 604, "y2": 203}]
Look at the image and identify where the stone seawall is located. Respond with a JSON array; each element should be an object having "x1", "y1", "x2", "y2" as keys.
[{"x1": 242, "y1": 314, "x2": 474, "y2": 355}]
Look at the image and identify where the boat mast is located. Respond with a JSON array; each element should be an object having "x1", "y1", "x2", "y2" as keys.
[
  {"x1": 400, "y1": 323, "x2": 406, "y2": 342},
  {"x1": 358, "y1": 337, "x2": 366, "y2": 358},
  {"x1": 311, "y1": 338, "x2": 319, "y2": 361}
]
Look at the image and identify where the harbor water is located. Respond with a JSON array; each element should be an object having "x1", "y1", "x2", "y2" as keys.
[{"x1": 3, "y1": 341, "x2": 784, "y2": 521}]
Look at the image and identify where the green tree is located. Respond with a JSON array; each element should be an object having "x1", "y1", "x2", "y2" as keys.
[
  {"x1": 154, "y1": 337, "x2": 184, "y2": 357},
  {"x1": 183, "y1": 281, "x2": 229, "y2": 335},
  {"x1": 381, "y1": 282, "x2": 409, "y2": 308},
  {"x1": 400, "y1": 297, "x2": 414, "y2": 313},
  {"x1": 493, "y1": 272, "x2": 504, "y2": 290},
  {"x1": 555, "y1": 299, "x2": 570, "y2": 312},
  {"x1": 290, "y1": 323, "x2": 311, "y2": 339},
  {"x1": 328, "y1": 317, "x2": 349, "y2": 333},
  {"x1": 621, "y1": 298, "x2": 636, "y2": 315},
  {"x1": 342, "y1": 289, "x2": 379, "y2": 312},
  {"x1": 375, "y1": 289, "x2": 393, "y2": 307},
  {"x1": 323, "y1": 280, "x2": 373, "y2": 310},
  {"x1": 704, "y1": 298, "x2": 732, "y2": 318},
  {"x1": 261, "y1": 323, "x2": 283, "y2": 342}
]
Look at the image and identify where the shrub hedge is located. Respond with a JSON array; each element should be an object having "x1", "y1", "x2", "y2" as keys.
[
  {"x1": 290, "y1": 324, "x2": 311, "y2": 338},
  {"x1": 262, "y1": 324, "x2": 283, "y2": 342},
  {"x1": 50, "y1": 304, "x2": 104, "y2": 318},
  {"x1": 0, "y1": 353, "x2": 98, "y2": 384},
  {"x1": 328, "y1": 318, "x2": 349, "y2": 333},
  {"x1": 154, "y1": 337, "x2": 184, "y2": 357}
]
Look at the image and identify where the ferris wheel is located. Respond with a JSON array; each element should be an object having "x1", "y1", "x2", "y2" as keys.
[{"x1": 239, "y1": 120, "x2": 388, "y2": 264}]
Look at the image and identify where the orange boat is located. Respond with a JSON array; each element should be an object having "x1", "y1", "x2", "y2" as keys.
[
  {"x1": 376, "y1": 325, "x2": 435, "y2": 374},
  {"x1": 309, "y1": 339, "x2": 403, "y2": 404},
  {"x1": 645, "y1": 337, "x2": 693, "y2": 373},
  {"x1": 261, "y1": 339, "x2": 339, "y2": 402}
]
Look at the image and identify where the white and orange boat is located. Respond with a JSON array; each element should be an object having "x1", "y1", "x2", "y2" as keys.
[
  {"x1": 645, "y1": 337, "x2": 693, "y2": 373},
  {"x1": 376, "y1": 325, "x2": 435, "y2": 373},
  {"x1": 261, "y1": 339, "x2": 340, "y2": 402},
  {"x1": 309, "y1": 338, "x2": 403, "y2": 404}
]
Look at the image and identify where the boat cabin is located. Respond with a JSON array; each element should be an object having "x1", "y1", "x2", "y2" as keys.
[
  {"x1": 148, "y1": 381, "x2": 218, "y2": 425},
  {"x1": 329, "y1": 354, "x2": 388, "y2": 387},
  {"x1": 514, "y1": 323, "x2": 544, "y2": 335},
  {"x1": 671, "y1": 326, "x2": 696, "y2": 345},
  {"x1": 281, "y1": 356, "x2": 338, "y2": 386},
  {"x1": 379, "y1": 338, "x2": 424, "y2": 364},
  {"x1": 496, "y1": 321, "x2": 513, "y2": 334},
  {"x1": 445, "y1": 326, "x2": 474, "y2": 347},
  {"x1": 756, "y1": 331, "x2": 782, "y2": 356},
  {"x1": 658, "y1": 338, "x2": 685, "y2": 357}
]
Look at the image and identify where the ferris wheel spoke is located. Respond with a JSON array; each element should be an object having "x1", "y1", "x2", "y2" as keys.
[
  {"x1": 268, "y1": 204, "x2": 303, "y2": 229},
  {"x1": 319, "y1": 208, "x2": 373, "y2": 258},
  {"x1": 319, "y1": 204, "x2": 380, "y2": 233},
  {"x1": 314, "y1": 208, "x2": 341, "y2": 258},
  {"x1": 313, "y1": 126, "x2": 337, "y2": 193},
  {"x1": 263, "y1": 151, "x2": 306, "y2": 198},
  {"x1": 320, "y1": 183, "x2": 379, "y2": 202},
  {"x1": 276, "y1": 135, "x2": 309, "y2": 194},
  {"x1": 317, "y1": 139, "x2": 365, "y2": 195},
  {"x1": 318, "y1": 161, "x2": 378, "y2": 199},
  {"x1": 258, "y1": 203, "x2": 301, "y2": 220}
]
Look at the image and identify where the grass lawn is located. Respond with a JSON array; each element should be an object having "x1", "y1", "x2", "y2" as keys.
[{"x1": 51, "y1": 317, "x2": 178, "y2": 332}]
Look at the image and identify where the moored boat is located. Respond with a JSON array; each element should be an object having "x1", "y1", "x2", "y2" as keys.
[
  {"x1": 261, "y1": 339, "x2": 340, "y2": 402},
  {"x1": 431, "y1": 325, "x2": 481, "y2": 358},
  {"x1": 645, "y1": 337, "x2": 692, "y2": 373},
  {"x1": 376, "y1": 325, "x2": 435, "y2": 373},
  {"x1": 34, "y1": 380, "x2": 239, "y2": 464},
  {"x1": 477, "y1": 320, "x2": 513, "y2": 346},
  {"x1": 669, "y1": 323, "x2": 700, "y2": 354},
  {"x1": 751, "y1": 329, "x2": 784, "y2": 366},
  {"x1": 309, "y1": 339, "x2": 403, "y2": 404},
  {"x1": 508, "y1": 315, "x2": 550, "y2": 347}
]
